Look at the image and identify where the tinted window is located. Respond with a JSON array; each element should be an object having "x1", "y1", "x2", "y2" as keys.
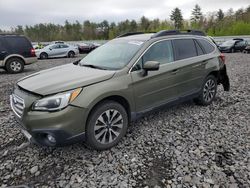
[
  {"x1": 173, "y1": 39, "x2": 197, "y2": 60},
  {"x1": 143, "y1": 40, "x2": 174, "y2": 64},
  {"x1": 235, "y1": 41, "x2": 246, "y2": 46},
  {"x1": 194, "y1": 40, "x2": 204, "y2": 55},
  {"x1": 5, "y1": 36, "x2": 31, "y2": 50},
  {"x1": 0, "y1": 40, "x2": 5, "y2": 51},
  {"x1": 198, "y1": 39, "x2": 215, "y2": 54}
]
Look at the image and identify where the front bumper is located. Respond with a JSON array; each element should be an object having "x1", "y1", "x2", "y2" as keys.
[{"x1": 10, "y1": 88, "x2": 87, "y2": 146}]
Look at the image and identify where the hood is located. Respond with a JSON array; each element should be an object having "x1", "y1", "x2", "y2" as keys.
[{"x1": 17, "y1": 63, "x2": 115, "y2": 95}]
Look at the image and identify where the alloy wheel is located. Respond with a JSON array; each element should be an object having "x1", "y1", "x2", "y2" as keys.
[
  {"x1": 94, "y1": 109, "x2": 123, "y2": 144},
  {"x1": 203, "y1": 79, "x2": 216, "y2": 103},
  {"x1": 10, "y1": 61, "x2": 22, "y2": 72}
]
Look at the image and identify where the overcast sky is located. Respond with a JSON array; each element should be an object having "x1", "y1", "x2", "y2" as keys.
[{"x1": 0, "y1": 0, "x2": 249, "y2": 30}]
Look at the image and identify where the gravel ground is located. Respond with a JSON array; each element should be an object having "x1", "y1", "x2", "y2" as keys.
[{"x1": 0, "y1": 53, "x2": 249, "y2": 188}]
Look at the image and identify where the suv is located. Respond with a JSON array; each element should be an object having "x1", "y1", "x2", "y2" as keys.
[
  {"x1": 0, "y1": 34, "x2": 37, "y2": 73},
  {"x1": 10, "y1": 30, "x2": 230, "y2": 150}
]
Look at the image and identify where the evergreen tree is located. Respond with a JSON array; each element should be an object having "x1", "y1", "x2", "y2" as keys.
[
  {"x1": 191, "y1": 4, "x2": 202, "y2": 22},
  {"x1": 217, "y1": 9, "x2": 224, "y2": 21},
  {"x1": 170, "y1": 8, "x2": 183, "y2": 29}
]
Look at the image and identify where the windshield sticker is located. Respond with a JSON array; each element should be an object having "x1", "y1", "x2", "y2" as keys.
[{"x1": 128, "y1": 41, "x2": 144, "y2": 46}]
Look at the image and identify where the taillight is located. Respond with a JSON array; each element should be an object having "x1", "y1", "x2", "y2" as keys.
[
  {"x1": 219, "y1": 53, "x2": 225, "y2": 64},
  {"x1": 30, "y1": 48, "x2": 36, "y2": 57}
]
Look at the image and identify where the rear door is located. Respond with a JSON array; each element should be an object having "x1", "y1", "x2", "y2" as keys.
[
  {"x1": 3, "y1": 36, "x2": 32, "y2": 58},
  {"x1": 172, "y1": 38, "x2": 204, "y2": 96},
  {"x1": 60, "y1": 44, "x2": 70, "y2": 56}
]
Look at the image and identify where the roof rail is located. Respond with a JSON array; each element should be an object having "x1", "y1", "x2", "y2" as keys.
[
  {"x1": 116, "y1": 32, "x2": 145, "y2": 38},
  {"x1": 151, "y1": 30, "x2": 206, "y2": 38}
]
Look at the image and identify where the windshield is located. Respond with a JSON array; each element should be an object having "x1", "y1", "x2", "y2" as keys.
[
  {"x1": 79, "y1": 40, "x2": 143, "y2": 70},
  {"x1": 221, "y1": 40, "x2": 235, "y2": 46}
]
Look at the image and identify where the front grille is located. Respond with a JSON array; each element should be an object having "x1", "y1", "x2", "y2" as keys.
[{"x1": 10, "y1": 94, "x2": 25, "y2": 118}]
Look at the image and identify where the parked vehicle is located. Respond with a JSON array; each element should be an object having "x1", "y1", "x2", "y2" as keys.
[
  {"x1": 36, "y1": 43, "x2": 79, "y2": 59},
  {"x1": 0, "y1": 34, "x2": 37, "y2": 73},
  {"x1": 77, "y1": 43, "x2": 96, "y2": 54},
  {"x1": 10, "y1": 30, "x2": 230, "y2": 150},
  {"x1": 219, "y1": 39, "x2": 248, "y2": 53}
]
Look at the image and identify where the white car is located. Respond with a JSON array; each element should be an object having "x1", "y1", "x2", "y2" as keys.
[{"x1": 36, "y1": 43, "x2": 79, "y2": 59}]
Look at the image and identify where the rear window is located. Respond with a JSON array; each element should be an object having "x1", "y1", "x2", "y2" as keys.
[
  {"x1": 173, "y1": 39, "x2": 197, "y2": 60},
  {"x1": 197, "y1": 39, "x2": 215, "y2": 54},
  {"x1": 5, "y1": 36, "x2": 32, "y2": 50},
  {"x1": 194, "y1": 40, "x2": 204, "y2": 56}
]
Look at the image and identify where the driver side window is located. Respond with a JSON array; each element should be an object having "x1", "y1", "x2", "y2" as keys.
[
  {"x1": 51, "y1": 44, "x2": 60, "y2": 49},
  {"x1": 132, "y1": 40, "x2": 174, "y2": 71}
]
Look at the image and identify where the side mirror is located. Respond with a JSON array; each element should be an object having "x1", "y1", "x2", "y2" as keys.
[
  {"x1": 49, "y1": 48, "x2": 52, "y2": 50},
  {"x1": 141, "y1": 61, "x2": 160, "y2": 76}
]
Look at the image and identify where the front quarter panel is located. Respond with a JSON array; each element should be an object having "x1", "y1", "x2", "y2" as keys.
[{"x1": 71, "y1": 72, "x2": 135, "y2": 121}]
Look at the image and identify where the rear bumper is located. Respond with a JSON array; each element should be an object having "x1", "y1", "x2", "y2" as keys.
[{"x1": 24, "y1": 57, "x2": 37, "y2": 65}]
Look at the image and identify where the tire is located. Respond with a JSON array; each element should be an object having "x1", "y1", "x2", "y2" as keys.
[
  {"x1": 68, "y1": 51, "x2": 75, "y2": 58},
  {"x1": 86, "y1": 100, "x2": 128, "y2": 150},
  {"x1": 40, "y1": 52, "x2": 48, "y2": 59},
  {"x1": 194, "y1": 75, "x2": 217, "y2": 106},
  {"x1": 5, "y1": 58, "x2": 24, "y2": 74},
  {"x1": 231, "y1": 48, "x2": 235, "y2": 53}
]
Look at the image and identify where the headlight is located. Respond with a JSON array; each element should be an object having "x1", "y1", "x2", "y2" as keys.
[{"x1": 32, "y1": 88, "x2": 82, "y2": 111}]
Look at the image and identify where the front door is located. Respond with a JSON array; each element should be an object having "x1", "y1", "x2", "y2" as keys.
[{"x1": 130, "y1": 40, "x2": 181, "y2": 112}]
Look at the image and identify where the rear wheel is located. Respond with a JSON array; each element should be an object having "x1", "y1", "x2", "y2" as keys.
[
  {"x1": 68, "y1": 51, "x2": 75, "y2": 58},
  {"x1": 194, "y1": 75, "x2": 217, "y2": 106},
  {"x1": 40, "y1": 52, "x2": 48, "y2": 59},
  {"x1": 86, "y1": 101, "x2": 128, "y2": 150},
  {"x1": 5, "y1": 58, "x2": 24, "y2": 74}
]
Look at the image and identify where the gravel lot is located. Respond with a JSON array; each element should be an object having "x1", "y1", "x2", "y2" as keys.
[{"x1": 0, "y1": 53, "x2": 249, "y2": 188}]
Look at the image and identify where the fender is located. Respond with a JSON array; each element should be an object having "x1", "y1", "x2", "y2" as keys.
[{"x1": 3, "y1": 54, "x2": 25, "y2": 65}]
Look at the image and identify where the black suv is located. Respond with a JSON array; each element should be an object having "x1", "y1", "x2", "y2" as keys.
[{"x1": 0, "y1": 34, "x2": 37, "y2": 73}]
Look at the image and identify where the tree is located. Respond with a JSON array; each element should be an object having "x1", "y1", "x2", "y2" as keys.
[
  {"x1": 140, "y1": 16, "x2": 150, "y2": 31},
  {"x1": 217, "y1": 9, "x2": 224, "y2": 21},
  {"x1": 170, "y1": 8, "x2": 183, "y2": 29},
  {"x1": 191, "y1": 4, "x2": 202, "y2": 22}
]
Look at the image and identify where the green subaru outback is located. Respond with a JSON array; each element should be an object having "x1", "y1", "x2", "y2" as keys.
[{"x1": 10, "y1": 30, "x2": 230, "y2": 150}]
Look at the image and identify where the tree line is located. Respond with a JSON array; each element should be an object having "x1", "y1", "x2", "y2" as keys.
[{"x1": 1, "y1": 5, "x2": 249, "y2": 41}]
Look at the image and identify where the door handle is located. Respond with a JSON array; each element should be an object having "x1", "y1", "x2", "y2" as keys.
[{"x1": 171, "y1": 69, "x2": 179, "y2": 74}]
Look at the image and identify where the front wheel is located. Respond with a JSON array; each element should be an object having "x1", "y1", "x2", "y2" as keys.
[
  {"x1": 194, "y1": 75, "x2": 217, "y2": 106},
  {"x1": 40, "y1": 52, "x2": 48, "y2": 59},
  {"x1": 68, "y1": 51, "x2": 75, "y2": 58},
  {"x1": 86, "y1": 101, "x2": 128, "y2": 150}
]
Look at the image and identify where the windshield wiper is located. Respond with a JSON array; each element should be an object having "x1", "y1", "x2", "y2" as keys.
[{"x1": 81, "y1": 64, "x2": 107, "y2": 70}]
